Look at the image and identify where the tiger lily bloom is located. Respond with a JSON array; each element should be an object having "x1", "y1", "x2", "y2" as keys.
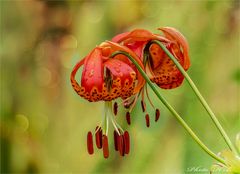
[
  {"x1": 112, "y1": 27, "x2": 190, "y2": 89},
  {"x1": 70, "y1": 41, "x2": 145, "y2": 158},
  {"x1": 112, "y1": 27, "x2": 190, "y2": 126}
]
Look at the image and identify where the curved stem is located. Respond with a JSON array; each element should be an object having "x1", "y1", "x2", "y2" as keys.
[
  {"x1": 151, "y1": 40, "x2": 239, "y2": 155},
  {"x1": 111, "y1": 51, "x2": 226, "y2": 165}
]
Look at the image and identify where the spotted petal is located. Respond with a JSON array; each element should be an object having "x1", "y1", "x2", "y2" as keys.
[
  {"x1": 158, "y1": 27, "x2": 190, "y2": 69},
  {"x1": 81, "y1": 48, "x2": 104, "y2": 93},
  {"x1": 70, "y1": 58, "x2": 85, "y2": 95},
  {"x1": 104, "y1": 59, "x2": 136, "y2": 100},
  {"x1": 112, "y1": 29, "x2": 168, "y2": 44},
  {"x1": 148, "y1": 42, "x2": 186, "y2": 89},
  {"x1": 103, "y1": 41, "x2": 146, "y2": 94}
]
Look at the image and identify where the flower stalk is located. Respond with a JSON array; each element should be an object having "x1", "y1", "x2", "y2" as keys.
[
  {"x1": 150, "y1": 40, "x2": 239, "y2": 156},
  {"x1": 111, "y1": 51, "x2": 226, "y2": 165}
]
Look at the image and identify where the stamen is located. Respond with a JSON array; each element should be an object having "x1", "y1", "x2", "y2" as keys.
[
  {"x1": 124, "y1": 131, "x2": 130, "y2": 154},
  {"x1": 126, "y1": 112, "x2": 131, "y2": 125},
  {"x1": 118, "y1": 96, "x2": 133, "y2": 107},
  {"x1": 95, "y1": 126, "x2": 102, "y2": 149},
  {"x1": 109, "y1": 104, "x2": 125, "y2": 136},
  {"x1": 116, "y1": 123, "x2": 125, "y2": 133},
  {"x1": 114, "y1": 130, "x2": 119, "y2": 151},
  {"x1": 145, "y1": 114, "x2": 150, "y2": 127},
  {"x1": 114, "y1": 102, "x2": 118, "y2": 115},
  {"x1": 155, "y1": 109, "x2": 160, "y2": 122},
  {"x1": 141, "y1": 100, "x2": 146, "y2": 112},
  {"x1": 145, "y1": 85, "x2": 155, "y2": 109},
  {"x1": 118, "y1": 135, "x2": 125, "y2": 156},
  {"x1": 123, "y1": 97, "x2": 135, "y2": 109},
  {"x1": 109, "y1": 111, "x2": 121, "y2": 135},
  {"x1": 102, "y1": 135, "x2": 109, "y2": 158},
  {"x1": 129, "y1": 94, "x2": 139, "y2": 112},
  {"x1": 87, "y1": 131, "x2": 94, "y2": 155},
  {"x1": 95, "y1": 125, "x2": 102, "y2": 133}
]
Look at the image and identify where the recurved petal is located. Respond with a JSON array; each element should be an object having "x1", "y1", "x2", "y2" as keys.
[
  {"x1": 70, "y1": 58, "x2": 85, "y2": 95},
  {"x1": 151, "y1": 71, "x2": 185, "y2": 89},
  {"x1": 104, "y1": 59, "x2": 136, "y2": 99},
  {"x1": 125, "y1": 41, "x2": 146, "y2": 59},
  {"x1": 148, "y1": 43, "x2": 186, "y2": 89},
  {"x1": 104, "y1": 41, "x2": 145, "y2": 94},
  {"x1": 112, "y1": 31, "x2": 130, "y2": 42},
  {"x1": 81, "y1": 47, "x2": 104, "y2": 93},
  {"x1": 158, "y1": 27, "x2": 190, "y2": 70},
  {"x1": 112, "y1": 29, "x2": 165, "y2": 44}
]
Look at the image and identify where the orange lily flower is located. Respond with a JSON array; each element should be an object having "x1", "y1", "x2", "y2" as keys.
[
  {"x1": 70, "y1": 28, "x2": 191, "y2": 158},
  {"x1": 70, "y1": 41, "x2": 145, "y2": 158},
  {"x1": 112, "y1": 27, "x2": 190, "y2": 127},
  {"x1": 112, "y1": 27, "x2": 190, "y2": 89},
  {"x1": 71, "y1": 41, "x2": 145, "y2": 102}
]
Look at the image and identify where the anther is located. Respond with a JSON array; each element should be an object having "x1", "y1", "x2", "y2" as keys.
[
  {"x1": 102, "y1": 135, "x2": 109, "y2": 159},
  {"x1": 95, "y1": 126, "x2": 102, "y2": 149},
  {"x1": 124, "y1": 131, "x2": 130, "y2": 154},
  {"x1": 118, "y1": 135, "x2": 125, "y2": 156},
  {"x1": 145, "y1": 114, "x2": 150, "y2": 127},
  {"x1": 141, "y1": 100, "x2": 146, "y2": 112},
  {"x1": 114, "y1": 102, "x2": 118, "y2": 115},
  {"x1": 155, "y1": 109, "x2": 160, "y2": 122},
  {"x1": 87, "y1": 131, "x2": 94, "y2": 155},
  {"x1": 126, "y1": 112, "x2": 131, "y2": 125},
  {"x1": 113, "y1": 130, "x2": 119, "y2": 151}
]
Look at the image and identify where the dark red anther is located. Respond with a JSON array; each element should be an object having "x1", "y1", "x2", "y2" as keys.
[
  {"x1": 145, "y1": 114, "x2": 150, "y2": 127},
  {"x1": 102, "y1": 135, "x2": 109, "y2": 159},
  {"x1": 114, "y1": 102, "x2": 118, "y2": 115},
  {"x1": 113, "y1": 130, "x2": 119, "y2": 151},
  {"x1": 126, "y1": 112, "x2": 131, "y2": 125},
  {"x1": 141, "y1": 100, "x2": 146, "y2": 112},
  {"x1": 87, "y1": 131, "x2": 94, "y2": 155},
  {"x1": 155, "y1": 109, "x2": 160, "y2": 122},
  {"x1": 117, "y1": 135, "x2": 125, "y2": 156},
  {"x1": 95, "y1": 126, "x2": 102, "y2": 149},
  {"x1": 123, "y1": 131, "x2": 130, "y2": 154}
]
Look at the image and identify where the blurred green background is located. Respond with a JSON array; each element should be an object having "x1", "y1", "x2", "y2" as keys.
[{"x1": 0, "y1": 0, "x2": 239, "y2": 173}]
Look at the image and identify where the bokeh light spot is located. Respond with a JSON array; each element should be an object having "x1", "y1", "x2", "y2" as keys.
[
  {"x1": 15, "y1": 114, "x2": 29, "y2": 132},
  {"x1": 36, "y1": 67, "x2": 52, "y2": 87}
]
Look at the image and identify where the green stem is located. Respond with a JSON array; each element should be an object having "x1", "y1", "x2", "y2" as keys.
[
  {"x1": 111, "y1": 51, "x2": 226, "y2": 165},
  {"x1": 151, "y1": 40, "x2": 239, "y2": 156}
]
